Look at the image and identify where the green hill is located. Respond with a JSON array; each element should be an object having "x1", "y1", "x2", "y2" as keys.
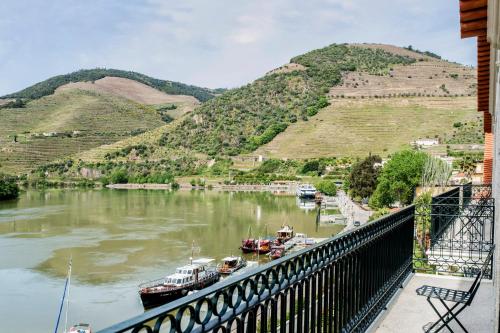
[
  {"x1": 158, "y1": 44, "x2": 416, "y2": 156},
  {"x1": 1, "y1": 43, "x2": 481, "y2": 177},
  {"x1": 3, "y1": 68, "x2": 219, "y2": 102},
  {"x1": 0, "y1": 90, "x2": 165, "y2": 173}
]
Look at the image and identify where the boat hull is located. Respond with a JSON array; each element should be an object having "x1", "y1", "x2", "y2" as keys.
[
  {"x1": 218, "y1": 263, "x2": 246, "y2": 275},
  {"x1": 139, "y1": 274, "x2": 219, "y2": 309}
]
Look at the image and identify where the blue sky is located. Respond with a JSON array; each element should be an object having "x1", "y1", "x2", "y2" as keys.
[{"x1": 0, "y1": 0, "x2": 476, "y2": 96}]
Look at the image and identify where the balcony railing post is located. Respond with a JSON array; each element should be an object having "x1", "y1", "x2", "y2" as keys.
[{"x1": 414, "y1": 184, "x2": 494, "y2": 278}]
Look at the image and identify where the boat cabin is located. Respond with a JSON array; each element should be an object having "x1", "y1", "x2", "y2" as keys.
[
  {"x1": 164, "y1": 273, "x2": 194, "y2": 286},
  {"x1": 222, "y1": 256, "x2": 240, "y2": 267},
  {"x1": 164, "y1": 259, "x2": 215, "y2": 286},
  {"x1": 276, "y1": 225, "x2": 294, "y2": 241}
]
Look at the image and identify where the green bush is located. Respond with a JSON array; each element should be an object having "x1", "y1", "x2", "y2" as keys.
[
  {"x1": 0, "y1": 175, "x2": 19, "y2": 200},
  {"x1": 301, "y1": 160, "x2": 320, "y2": 174},
  {"x1": 315, "y1": 180, "x2": 337, "y2": 196},
  {"x1": 110, "y1": 169, "x2": 128, "y2": 184},
  {"x1": 368, "y1": 208, "x2": 391, "y2": 222}
]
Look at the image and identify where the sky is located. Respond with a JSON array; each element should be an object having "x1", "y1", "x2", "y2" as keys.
[{"x1": 0, "y1": 0, "x2": 476, "y2": 96}]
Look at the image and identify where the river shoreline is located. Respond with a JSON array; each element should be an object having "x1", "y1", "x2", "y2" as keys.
[{"x1": 106, "y1": 182, "x2": 298, "y2": 194}]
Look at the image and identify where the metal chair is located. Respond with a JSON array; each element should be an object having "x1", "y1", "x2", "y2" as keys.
[{"x1": 415, "y1": 245, "x2": 495, "y2": 333}]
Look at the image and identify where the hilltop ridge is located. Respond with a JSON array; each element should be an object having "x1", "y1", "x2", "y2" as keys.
[
  {"x1": 2, "y1": 68, "x2": 220, "y2": 102},
  {"x1": 0, "y1": 43, "x2": 481, "y2": 176}
]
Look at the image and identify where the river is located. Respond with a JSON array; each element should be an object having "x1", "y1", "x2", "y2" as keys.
[{"x1": 0, "y1": 189, "x2": 343, "y2": 332}]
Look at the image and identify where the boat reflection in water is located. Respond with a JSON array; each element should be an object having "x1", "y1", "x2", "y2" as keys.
[
  {"x1": 296, "y1": 197, "x2": 317, "y2": 211},
  {"x1": 138, "y1": 258, "x2": 219, "y2": 309}
]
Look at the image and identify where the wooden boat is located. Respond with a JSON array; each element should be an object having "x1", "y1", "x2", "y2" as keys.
[
  {"x1": 269, "y1": 248, "x2": 284, "y2": 260},
  {"x1": 276, "y1": 225, "x2": 294, "y2": 243},
  {"x1": 138, "y1": 258, "x2": 220, "y2": 309},
  {"x1": 240, "y1": 239, "x2": 271, "y2": 254},
  {"x1": 68, "y1": 323, "x2": 92, "y2": 333},
  {"x1": 217, "y1": 256, "x2": 247, "y2": 275}
]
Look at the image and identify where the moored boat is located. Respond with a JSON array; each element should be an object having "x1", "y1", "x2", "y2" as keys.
[
  {"x1": 217, "y1": 256, "x2": 247, "y2": 275},
  {"x1": 138, "y1": 258, "x2": 219, "y2": 309},
  {"x1": 240, "y1": 239, "x2": 272, "y2": 254},
  {"x1": 296, "y1": 184, "x2": 317, "y2": 199},
  {"x1": 269, "y1": 248, "x2": 284, "y2": 259},
  {"x1": 68, "y1": 323, "x2": 92, "y2": 333},
  {"x1": 276, "y1": 225, "x2": 294, "y2": 243}
]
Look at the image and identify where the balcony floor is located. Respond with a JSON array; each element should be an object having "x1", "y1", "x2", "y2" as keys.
[{"x1": 374, "y1": 274, "x2": 494, "y2": 333}]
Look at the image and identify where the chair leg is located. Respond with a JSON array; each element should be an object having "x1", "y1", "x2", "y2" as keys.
[
  {"x1": 440, "y1": 299, "x2": 469, "y2": 333},
  {"x1": 436, "y1": 300, "x2": 469, "y2": 333},
  {"x1": 426, "y1": 297, "x2": 455, "y2": 333}
]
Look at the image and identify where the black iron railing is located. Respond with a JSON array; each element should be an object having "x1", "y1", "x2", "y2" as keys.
[
  {"x1": 414, "y1": 184, "x2": 494, "y2": 278},
  {"x1": 98, "y1": 206, "x2": 415, "y2": 333},
  {"x1": 430, "y1": 187, "x2": 460, "y2": 242}
]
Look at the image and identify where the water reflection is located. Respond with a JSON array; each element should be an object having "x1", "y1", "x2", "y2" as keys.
[{"x1": 0, "y1": 189, "x2": 344, "y2": 331}]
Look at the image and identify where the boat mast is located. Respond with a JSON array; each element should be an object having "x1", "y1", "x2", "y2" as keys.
[
  {"x1": 64, "y1": 257, "x2": 72, "y2": 333},
  {"x1": 53, "y1": 257, "x2": 72, "y2": 333}
]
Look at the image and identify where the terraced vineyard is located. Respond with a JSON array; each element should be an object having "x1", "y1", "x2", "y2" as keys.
[
  {"x1": 255, "y1": 97, "x2": 478, "y2": 158},
  {"x1": 0, "y1": 90, "x2": 164, "y2": 173}
]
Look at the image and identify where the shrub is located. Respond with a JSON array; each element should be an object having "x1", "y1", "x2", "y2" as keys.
[
  {"x1": 316, "y1": 180, "x2": 337, "y2": 196},
  {"x1": 110, "y1": 169, "x2": 128, "y2": 184},
  {"x1": 368, "y1": 207, "x2": 391, "y2": 222},
  {"x1": 0, "y1": 175, "x2": 19, "y2": 200},
  {"x1": 301, "y1": 160, "x2": 320, "y2": 174}
]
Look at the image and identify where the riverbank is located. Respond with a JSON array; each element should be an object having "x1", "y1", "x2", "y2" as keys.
[{"x1": 106, "y1": 182, "x2": 299, "y2": 194}]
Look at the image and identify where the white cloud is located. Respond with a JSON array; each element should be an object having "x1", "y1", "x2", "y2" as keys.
[{"x1": 0, "y1": 0, "x2": 477, "y2": 95}]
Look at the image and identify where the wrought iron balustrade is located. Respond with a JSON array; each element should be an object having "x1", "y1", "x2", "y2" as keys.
[
  {"x1": 413, "y1": 184, "x2": 494, "y2": 278},
  {"x1": 98, "y1": 206, "x2": 415, "y2": 333}
]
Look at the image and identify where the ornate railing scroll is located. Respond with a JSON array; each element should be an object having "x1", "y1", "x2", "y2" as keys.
[
  {"x1": 414, "y1": 184, "x2": 494, "y2": 278},
  {"x1": 98, "y1": 206, "x2": 415, "y2": 333}
]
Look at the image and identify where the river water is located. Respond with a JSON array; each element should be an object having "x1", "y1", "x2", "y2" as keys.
[{"x1": 0, "y1": 189, "x2": 342, "y2": 332}]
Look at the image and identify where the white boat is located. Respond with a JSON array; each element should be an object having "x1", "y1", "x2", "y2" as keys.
[
  {"x1": 217, "y1": 256, "x2": 246, "y2": 275},
  {"x1": 138, "y1": 258, "x2": 219, "y2": 308},
  {"x1": 296, "y1": 184, "x2": 317, "y2": 199},
  {"x1": 68, "y1": 323, "x2": 92, "y2": 333}
]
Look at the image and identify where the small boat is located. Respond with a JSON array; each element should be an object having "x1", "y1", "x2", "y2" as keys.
[
  {"x1": 68, "y1": 323, "x2": 92, "y2": 333},
  {"x1": 276, "y1": 225, "x2": 294, "y2": 243},
  {"x1": 138, "y1": 258, "x2": 220, "y2": 309},
  {"x1": 217, "y1": 256, "x2": 247, "y2": 275},
  {"x1": 240, "y1": 239, "x2": 271, "y2": 254},
  {"x1": 296, "y1": 184, "x2": 317, "y2": 199},
  {"x1": 269, "y1": 248, "x2": 284, "y2": 260}
]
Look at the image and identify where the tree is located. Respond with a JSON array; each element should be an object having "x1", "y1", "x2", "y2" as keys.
[
  {"x1": 109, "y1": 169, "x2": 128, "y2": 184},
  {"x1": 348, "y1": 154, "x2": 382, "y2": 200},
  {"x1": 0, "y1": 174, "x2": 19, "y2": 201},
  {"x1": 301, "y1": 160, "x2": 320, "y2": 174},
  {"x1": 369, "y1": 150, "x2": 428, "y2": 208},
  {"x1": 316, "y1": 180, "x2": 337, "y2": 196}
]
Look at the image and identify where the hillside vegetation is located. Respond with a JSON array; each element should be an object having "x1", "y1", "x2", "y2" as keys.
[
  {"x1": 3, "y1": 68, "x2": 218, "y2": 102},
  {"x1": 0, "y1": 90, "x2": 165, "y2": 173},
  {"x1": 1, "y1": 43, "x2": 482, "y2": 177},
  {"x1": 255, "y1": 97, "x2": 478, "y2": 158},
  {"x1": 158, "y1": 44, "x2": 415, "y2": 156}
]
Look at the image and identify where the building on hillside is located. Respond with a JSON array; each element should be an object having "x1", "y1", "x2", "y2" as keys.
[{"x1": 413, "y1": 138, "x2": 439, "y2": 146}]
